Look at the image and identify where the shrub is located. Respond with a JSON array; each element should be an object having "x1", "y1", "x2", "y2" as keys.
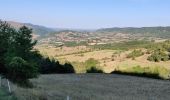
[
  {"x1": 84, "y1": 58, "x2": 99, "y2": 69},
  {"x1": 59, "y1": 63, "x2": 75, "y2": 73},
  {"x1": 147, "y1": 50, "x2": 169, "y2": 62},
  {"x1": 127, "y1": 50, "x2": 144, "y2": 59},
  {"x1": 86, "y1": 67, "x2": 103, "y2": 73}
]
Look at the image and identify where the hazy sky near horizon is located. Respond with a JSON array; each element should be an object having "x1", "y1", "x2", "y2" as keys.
[{"x1": 0, "y1": 0, "x2": 170, "y2": 29}]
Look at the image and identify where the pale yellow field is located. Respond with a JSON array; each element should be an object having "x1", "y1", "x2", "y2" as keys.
[
  {"x1": 35, "y1": 44, "x2": 91, "y2": 57},
  {"x1": 57, "y1": 50, "x2": 117, "y2": 62}
]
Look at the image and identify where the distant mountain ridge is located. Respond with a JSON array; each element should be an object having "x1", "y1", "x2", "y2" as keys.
[
  {"x1": 97, "y1": 27, "x2": 170, "y2": 38},
  {"x1": 7, "y1": 21, "x2": 56, "y2": 36},
  {"x1": 6, "y1": 20, "x2": 170, "y2": 39},
  {"x1": 97, "y1": 27, "x2": 170, "y2": 32}
]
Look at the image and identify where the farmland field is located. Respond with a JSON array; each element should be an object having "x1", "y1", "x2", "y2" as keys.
[{"x1": 10, "y1": 74, "x2": 170, "y2": 100}]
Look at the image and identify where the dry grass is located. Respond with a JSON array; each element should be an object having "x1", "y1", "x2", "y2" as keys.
[
  {"x1": 58, "y1": 50, "x2": 116, "y2": 62},
  {"x1": 35, "y1": 44, "x2": 91, "y2": 57},
  {"x1": 36, "y1": 46, "x2": 170, "y2": 74}
]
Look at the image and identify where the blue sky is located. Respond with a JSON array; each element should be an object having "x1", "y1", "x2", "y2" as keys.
[{"x1": 0, "y1": 0, "x2": 170, "y2": 29}]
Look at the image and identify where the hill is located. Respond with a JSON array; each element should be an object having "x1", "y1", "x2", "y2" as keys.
[
  {"x1": 7, "y1": 21, "x2": 56, "y2": 36},
  {"x1": 97, "y1": 27, "x2": 170, "y2": 38}
]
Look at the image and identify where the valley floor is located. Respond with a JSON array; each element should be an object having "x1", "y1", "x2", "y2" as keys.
[{"x1": 11, "y1": 74, "x2": 170, "y2": 100}]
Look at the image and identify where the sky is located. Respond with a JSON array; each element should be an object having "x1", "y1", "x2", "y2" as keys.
[{"x1": 0, "y1": 0, "x2": 170, "y2": 29}]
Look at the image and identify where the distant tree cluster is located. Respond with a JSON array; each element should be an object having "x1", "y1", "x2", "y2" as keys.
[
  {"x1": 39, "y1": 57, "x2": 75, "y2": 74},
  {"x1": 147, "y1": 41, "x2": 170, "y2": 62},
  {"x1": 0, "y1": 21, "x2": 75, "y2": 86},
  {"x1": 127, "y1": 49, "x2": 144, "y2": 60},
  {"x1": 147, "y1": 50, "x2": 169, "y2": 62}
]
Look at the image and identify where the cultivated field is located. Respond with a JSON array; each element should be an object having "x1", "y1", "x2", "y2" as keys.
[{"x1": 9, "y1": 74, "x2": 170, "y2": 100}]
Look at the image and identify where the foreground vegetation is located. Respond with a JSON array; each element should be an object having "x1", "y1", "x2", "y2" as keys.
[{"x1": 9, "y1": 74, "x2": 170, "y2": 100}]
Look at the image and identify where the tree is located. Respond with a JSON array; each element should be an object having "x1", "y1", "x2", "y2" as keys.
[
  {"x1": 7, "y1": 57, "x2": 38, "y2": 82},
  {"x1": 0, "y1": 21, "x2": 16, "y2": 74},
  {"x1": 9, "y1": 26, "x2": 37, "y2": 59},
  {"x1": 0, "y1": 20, "x2": 39, "y2": 86}
]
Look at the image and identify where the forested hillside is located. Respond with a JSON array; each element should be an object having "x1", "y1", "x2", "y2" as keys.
[{"x1": 7, "y1": 21, "x2": 56, "y2": 36}]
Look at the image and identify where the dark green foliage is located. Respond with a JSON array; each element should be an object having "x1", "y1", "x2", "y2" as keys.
[
  {"x1": 7, "y1": 57, "x2": 38, "y2": 81},
  {"x1": 86, "y1": 67, "x2": 103, "y2": 73},
  {"x1": 0, "y1": 20, "x2": 39, "y2": 86},
  {"x1": 13, "y1": 26, "x2": 37, "y2": 58},
  {"x1": 127, "y1": 49, "x2": 144, "y2": 59},
  {"x1": 61, "y1": 63, "x2": 75, "y2": 73},
  {"x1": 0, "y1": 21, "x2": 15, "y2": 74},
  {"x1": 39, "y1": 57, "x2": 75, "y2": 74}
]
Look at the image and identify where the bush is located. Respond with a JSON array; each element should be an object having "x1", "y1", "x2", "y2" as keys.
[
  {"x1": 147, "y1": 50, "x2": 169, "y2": 62},
  {"x1": 86, "y1": 67, "x2": 103, "y2": 73},
  {"x1": 84, "y1": 58, "x2": 99, "y2": 69},
  {"x1": 59, "y1": 63, "x2": 75, "y2": 73},
  {"x1": 127, "y1": 50, "x2": 144, "y2": 59}
]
